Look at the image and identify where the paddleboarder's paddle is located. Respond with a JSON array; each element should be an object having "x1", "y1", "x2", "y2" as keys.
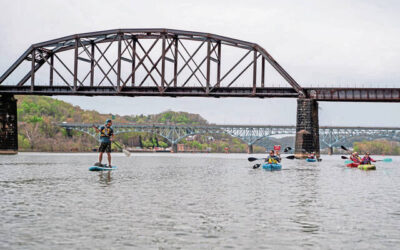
[{"x1": 113, "y1": 141, "x2": 131, "y2": 157}]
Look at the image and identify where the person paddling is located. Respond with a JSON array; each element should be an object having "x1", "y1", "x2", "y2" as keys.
[
  {"x1": 92, "y1": 119, "x2": 114, "y2": 167},
  {"x1": 308, "y1": 152, "x2": 315, "y2": 159},
  {"x1": 350, "y1": 152, "x2": 362, "y2": 163},
  {"x1": 266, "y1": 150, "x2": 281, "y2": 164},
  {"x1": 361, "y1": 152, "x2": 376, "y2": 165}
]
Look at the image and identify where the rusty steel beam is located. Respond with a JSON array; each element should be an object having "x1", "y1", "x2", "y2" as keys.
[
  {"x1": 253, "y1": 50, "x2": 257, "y2": 95},
  {"x1": 174, "y1": 37, "x2": 178, "y2": 87},
  {"x1": 216, "y1": 41, "x2": 221, "y2": 87},
  {"x1": 73, "y1": 38, "x2": 78, "y2": 91},
  {"x1": 3, "y1": 28, "x2": 400, "y2": 102},
  {"x1": 206, "y1": 40, "x2": 211, "y2": 94},
  {"x1": 0, "y1": 85, "x2": 299, "y2": 98},
  {"x1": 31, "y1": 50, "x2": 35, "y2": 91}
]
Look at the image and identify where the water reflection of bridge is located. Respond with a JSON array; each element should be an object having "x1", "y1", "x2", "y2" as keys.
[{"x1": 59, "y1": 123, "x2": 400, "y2": 154}]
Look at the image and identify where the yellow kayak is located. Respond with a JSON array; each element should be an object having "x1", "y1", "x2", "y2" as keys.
[{"x1": 358, "y1": 164, "x2": 376, "y2": 170}]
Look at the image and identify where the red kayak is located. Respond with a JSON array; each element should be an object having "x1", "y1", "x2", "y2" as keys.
[{"x1": 346, "y1": 162, "x2": 360, "y2": 168}]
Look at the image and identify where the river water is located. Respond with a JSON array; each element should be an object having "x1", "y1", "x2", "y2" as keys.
[{"x1": 0, "y1": 153, "x2": 399, "y2": 249}]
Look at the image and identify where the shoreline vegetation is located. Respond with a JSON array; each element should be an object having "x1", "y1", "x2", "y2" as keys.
[
  {"x1": 16, "y1": 96, "x2": 400, "y2": 155},
  {"x1": 16, "y1": 96, "x2": 266, "y2": 153}
]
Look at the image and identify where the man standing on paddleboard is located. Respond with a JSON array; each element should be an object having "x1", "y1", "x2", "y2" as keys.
[{"x1": 92, "y1": 119, "x2": 114, "y2": 167}]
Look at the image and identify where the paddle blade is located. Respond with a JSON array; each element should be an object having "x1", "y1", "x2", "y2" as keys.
[
  {"x1": 253, "y1": 164, "x2": 261, "y2": 169},
  {"x1": 286, "y1": 155, "x2": 296, "y2": 160},
  {"x1": 383, "y1": 158, "x2": 392, "y2": 162},
  {"x1": 344, "y1": 160, "x2": 353, "y2": 164},
  {"x1": 248, "y1": 157, "x2": 259, "y2": 162},
  {"x1": 341, "y1": 156, "x2": 348, "y2": 159},
  {"x1": 123, "y1": 149, "x2": 131, "y2": 157},
  {"x1": 283, "y1": 147, "x2": 292, "y2": 153},
  {"x1": 317, "y1": 158, "x2": 322, "y2": 162},
  {"x1": 341, "y1": 145, "x2": 349, "y2": 152}
]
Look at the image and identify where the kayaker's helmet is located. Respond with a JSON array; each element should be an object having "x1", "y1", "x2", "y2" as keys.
[
  {"x1": 366, "y1": 152, "x2": 370, "y2": 155},
  {"x1": 105, "y1": 119, "x2": 112, "y2": 125}
]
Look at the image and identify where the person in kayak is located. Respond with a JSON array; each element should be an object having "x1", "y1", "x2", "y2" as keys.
[
  {"x1": 360, "y1": 152, "x2": 376, "y2": 165},
  {"x1": 265, "y1": 150, "x2": 281, "y2": 164},
  {"x1": 350, "y1": 152, "x2": 362, "y2": 163},
  {"x1": 307, "y1": 152, "x2": 315, "y2": 159},
  {"x1": 92, "y1": 119, "x2": 114, "y2": 167}
]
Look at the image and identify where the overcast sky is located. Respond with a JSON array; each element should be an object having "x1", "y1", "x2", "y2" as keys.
[{"x1": 1, "y1": 0, "x2": 399, "y2": 126}]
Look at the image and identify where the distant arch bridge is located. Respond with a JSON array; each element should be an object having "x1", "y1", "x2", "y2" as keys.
[{"x1": 58, "y1": 123, "x2": 400, "y2": 153}]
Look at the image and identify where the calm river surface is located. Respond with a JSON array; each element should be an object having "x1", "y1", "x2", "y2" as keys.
[{"x1": 1, "y1": 153, "x2": 399, "y2": 249}]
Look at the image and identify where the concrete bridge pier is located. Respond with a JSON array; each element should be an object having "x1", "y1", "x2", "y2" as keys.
[
  {"x1": 0, "y1": 95, "x2": 18, "y2": 154},
  {"x1": 171, "y1": 143, "x2": 178, "y2": 153},
  {"x1": 247, "y1": 144, "x2": 253, "y2": 154},
  {"x1": 294, "y1": 98, "x2": 320, "y2": 158}
]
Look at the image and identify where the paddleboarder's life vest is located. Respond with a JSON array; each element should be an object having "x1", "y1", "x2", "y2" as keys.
[{"x1": 99, "y1": 126, "x2": 113, "y2": 142}]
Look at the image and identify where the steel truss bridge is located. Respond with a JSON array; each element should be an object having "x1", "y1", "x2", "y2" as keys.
[
  {"x1": 1, "y1": 28, "x2": 400, "y2": 102},
  {"x1": 59, "y1": 123, "x2": 400, "y2": 153},
  {"x1": 1, "y1": 28, "x2": 400, "y2": 155}
]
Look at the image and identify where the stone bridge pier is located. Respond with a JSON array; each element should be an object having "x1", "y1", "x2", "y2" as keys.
[
  {"x1": 0, "y1": 95, "x2": 18, "y2": 154},
  {"x1": 294, "y1": 98, "x2": 320, "y2": 158}
]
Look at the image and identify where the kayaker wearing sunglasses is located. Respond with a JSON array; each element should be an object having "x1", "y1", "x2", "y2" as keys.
[{"x1": 266, "y1": 150, "x2": 281, "y2": 164}]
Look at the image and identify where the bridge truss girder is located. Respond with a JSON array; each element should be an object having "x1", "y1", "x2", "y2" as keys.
[{"x1": 0, "y1": 28, "x2": 304, "y2": 98}]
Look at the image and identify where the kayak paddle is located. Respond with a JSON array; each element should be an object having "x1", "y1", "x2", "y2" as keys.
[
  {"x1": 286, "y1": 155, "x2": 296, "y2": 159},
  {"x1": 248, "y1": 157, "x2": 266, "y2": 162},
  {"x1": 376, "y1": 158, "x2": 392, "y2": 162},
  {"x1": 341, "y1": 156, "x2": 349, "y2": 159},
  {"x1": 253, "y1": 164, "x2": 261, "y2": 169},
  {"x1": 283, "y1": 147, "x2": 292, "y2": 153},
  {"x1": 341, "y1": 145, "x2": 351, "y2": 153},
  {"x1": 344, "y1": 160, "x2": 353, "y2": 164}
]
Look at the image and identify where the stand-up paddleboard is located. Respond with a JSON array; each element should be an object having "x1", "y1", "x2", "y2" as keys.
[{"x1": 89, "y1": 164, "x2": 117, "y2": 171}]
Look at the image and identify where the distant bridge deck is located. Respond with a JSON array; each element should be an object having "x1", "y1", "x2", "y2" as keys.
[{"x1": 59, "y1": 123, "x2": 400, "y2": 149}]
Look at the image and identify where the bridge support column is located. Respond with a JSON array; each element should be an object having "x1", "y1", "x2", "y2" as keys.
[
  {"x1": 328, "y1": 146, "x2": 333, "y2": 155},
  {"x1": 0, "y1": 95, "x2": 18, "y2": 154},
  {"x1": 171, "y1": 143, "x2": 178, "y2": 153},
  {"x1": 294, "y1": 98, "x2": 320, "y2": 158},
  {"x1": 247, "y1": 144, "x2": 253, "y2": 154},
  {"x1": 66, "y1": 128, "x2": 73, "y2": 137}
]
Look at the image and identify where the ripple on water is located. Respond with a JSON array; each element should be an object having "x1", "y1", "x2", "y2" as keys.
[{"x1": 0, "y1": 153, "x2": 399, "y2": 249}]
